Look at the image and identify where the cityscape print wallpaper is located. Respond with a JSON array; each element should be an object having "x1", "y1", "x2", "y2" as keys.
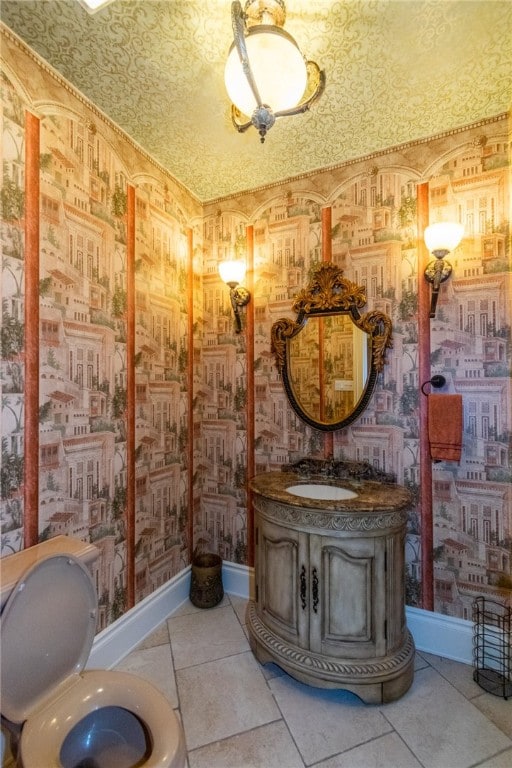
[
  {"x1": 2, "y1": 70, "x2": 25, "y2": 557},
  {"x1": 38, "y1": 110, "x2": 134, "y2": 629},
  {"x1": 1, "y1": 35, "x2": 202, "y2": 629},
  {"x1": 133, "y1": 181, "x2": 192, "y2": 605},
  {"x1": 202, "y1": 127, "x2": 511, "y2": 618},
  {"x1": 1, "y1": 27, "x2": 510, "y2": 632}
]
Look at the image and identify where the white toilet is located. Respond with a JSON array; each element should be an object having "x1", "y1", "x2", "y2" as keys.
[{"x1": 0, "y1": 536, "x2": 186, "y2": 768}]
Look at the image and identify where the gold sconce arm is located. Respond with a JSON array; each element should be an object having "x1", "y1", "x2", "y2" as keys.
[
  {"x1": 219, "y1": 259, "x2": 251, "y2": 334},
  {"x1": 229, "y1": 284, "x2": 251, "y2": 333},
  {"x1": 424, "y1": 251, "x2": 452, "y2": 319},
  {"x1": 423, "y1": 223, "x2": 463, "y2": 319}
]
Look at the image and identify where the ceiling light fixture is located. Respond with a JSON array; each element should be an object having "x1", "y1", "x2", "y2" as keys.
[
  {"x1": 77, "y1": 0, "x2": 115, "y2": 14},
  {"x1": 224, "y1": 0, "x2": 326, "y2": 143},
  {"x1": 424, "y1": 222, "x2": 464, "y2": 318}
]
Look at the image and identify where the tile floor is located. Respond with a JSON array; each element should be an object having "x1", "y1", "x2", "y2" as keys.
[{"x1": 116, "y1": 593, "x2": 512, "y2": 768}]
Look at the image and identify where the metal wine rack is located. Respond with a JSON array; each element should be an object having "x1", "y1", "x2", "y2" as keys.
[{"x1": 472, "y1": 596, "x2": 511, "y2": 699}]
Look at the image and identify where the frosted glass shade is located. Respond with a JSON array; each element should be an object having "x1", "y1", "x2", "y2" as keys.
[
  {"x1": 225, "y1": 27, "x2": 307, "y2": 116},
  {"x1": 424, "y1": 222, "x2": 464, "y2": 253},
  {"x1": 219, "y1": 259, "x2": 246, "y2": 285},
  {"x1": 77, "y1": 0, "x2": 115, "y2": 13}
]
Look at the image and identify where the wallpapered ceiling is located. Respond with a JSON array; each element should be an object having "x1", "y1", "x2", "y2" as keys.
[{"x1": 1, "y1": 0, "x2": 511, "y2": 201}]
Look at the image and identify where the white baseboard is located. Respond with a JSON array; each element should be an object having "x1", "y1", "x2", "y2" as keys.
[
  {"x1": 405, "y1": 605, "x2": 473, "y2": 665},
  {"x1": 88, "y1": 565, "x2": 191, "y2": 669},
  {"x1": 89, "y1": 562, "x2": 474, "y2": 669},
  {"x1": 221, "y1": 559, "x2": 254, "y2": 599}
]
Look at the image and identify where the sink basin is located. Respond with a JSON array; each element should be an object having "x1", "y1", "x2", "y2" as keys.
[{"x1": 286, "y1": 484, "x2": 358, "y2": 501}]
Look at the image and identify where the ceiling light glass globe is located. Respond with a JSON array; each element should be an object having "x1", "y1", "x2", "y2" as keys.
[{"x1": 225, "y1": 28, "x2": 307, "y2": 117}]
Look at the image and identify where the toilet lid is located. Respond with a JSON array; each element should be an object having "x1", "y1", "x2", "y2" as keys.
[{"x1": 0, "y1": 553, "x2": 97, "y2": 724}]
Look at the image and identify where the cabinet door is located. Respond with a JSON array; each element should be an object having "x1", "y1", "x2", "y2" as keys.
[
  {"x1": 256, "y1": 518, "x2": 309, "y2": 649},
  {"x1": 309, "y1": 535, "x2": 386, "y2": 659}
]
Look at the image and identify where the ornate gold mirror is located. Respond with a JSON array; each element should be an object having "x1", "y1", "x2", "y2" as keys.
[{"x1": 271, "y1": 262, "x2": 392, "y2": 431}]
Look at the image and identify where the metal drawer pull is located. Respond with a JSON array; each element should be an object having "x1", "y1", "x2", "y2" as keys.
[
  {"x1": 312, "y1": 567, "x2": 319, "y2": 613},
  {"x1": 300, "y1": 564, "x2": 307, "y2": 610}
]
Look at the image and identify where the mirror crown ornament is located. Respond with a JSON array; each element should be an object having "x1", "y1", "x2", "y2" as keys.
[{"x1": 292, "y1": 263, "x2": 367, "y2": 317}]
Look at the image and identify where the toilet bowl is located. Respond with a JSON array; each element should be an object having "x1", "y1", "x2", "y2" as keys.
[{"x1": 0, "y1": 546, "x2": 185, "y2": 768}]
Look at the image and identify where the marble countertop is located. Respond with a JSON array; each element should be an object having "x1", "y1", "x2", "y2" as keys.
[{"x1": 250, "y1": 471, "x2": 413, "y2": 514}]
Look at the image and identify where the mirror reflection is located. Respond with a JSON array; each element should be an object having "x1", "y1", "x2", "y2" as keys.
[
  {"x1": 288, "y1": 314, "x2": 369, "y2": 424},
  {"x1": 271, "y1": 262, "x2": 392, "y2": 432}
]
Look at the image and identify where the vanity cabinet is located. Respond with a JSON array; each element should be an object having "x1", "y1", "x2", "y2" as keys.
[{"x1": 247, "y1": 472, "x2": 415, "y2": 704}]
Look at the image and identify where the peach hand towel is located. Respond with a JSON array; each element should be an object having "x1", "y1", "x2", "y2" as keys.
[{"x1": 428, "y1": 394, "x2": 463, "y2": 462}]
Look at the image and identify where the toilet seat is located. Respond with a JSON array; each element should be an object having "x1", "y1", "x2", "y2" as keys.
[
  {"x1": 20, "y1": 670, "x2": 185, "y2": 768},
  {"x1": 0, "y1": 554, "x2": 185, "y2": 768},
  {"x1": 1, "y1": 554, "x2": 97, "y2": 724}
]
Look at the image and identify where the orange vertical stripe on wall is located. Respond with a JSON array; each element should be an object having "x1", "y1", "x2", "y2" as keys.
[
  {"x1": 126, "y1": 185, "x2": 136, "y2": 609},
  {"x1": 187, "y1": 227, "x2": 194, "y2": 563},
  {"x1": 24, "y1": 111, "x2": 40, "y2": 549},
  {"x1": 246, "y1": 225, "x2": 255, "y2": 568},
  {"x1": 321, "y1": 206, "x2": 333, "y2": 458},
  {"x1": 417, "y1": 181, "x2": 434, "y2": 611},
  {"x1": 322, "y1": 206, "x2": 332, "y2": 263}
]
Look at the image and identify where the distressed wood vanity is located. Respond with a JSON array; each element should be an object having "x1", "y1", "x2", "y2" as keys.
[{"x1": 247, "y1": 468, "x2": 415, "y2": 703}]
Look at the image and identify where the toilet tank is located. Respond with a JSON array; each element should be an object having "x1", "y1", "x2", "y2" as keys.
[{"x1": 0, "y1": 536, "x2": 99, "y2": 611}]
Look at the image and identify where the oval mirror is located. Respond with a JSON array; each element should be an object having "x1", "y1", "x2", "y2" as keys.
[{"x1": 271, "y1": 262, "x2": 393, "y2": 432}]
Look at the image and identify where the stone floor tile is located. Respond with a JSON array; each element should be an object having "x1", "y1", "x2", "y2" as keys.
[
  {"x1": 177, "y1": 652, "x2": 280, "y2": 751},
  {"x1": 313, "y1": 731, "x2": 423, "y2": 767},
  {"x1": 168, "y1": 603, "x2": 249, "y2": 669},
  {"x1": 258, "y1": 660, "x2": 287, "y2": 682},
  {"x1": 471, "y1": 691, "x2": 512, "y2": 738},
  {"x1": 414, "y1": 651, "x2": 431, "y2": 671},
  {"x1": 382, "y1": 666, "x2": 511, "y2": 768},
  {"x1": 135, "y1": 621, "x2": 170, "y2": 650},
  {"x1": 228, "y1": 593, "x2": 249, "y2": 625},
  {"x1": 115, "y1": 643, "x2": 178, "y2": 707},
  {"x1": 187, "y1": 721, "x2": 304, "y2": 768},
  {"x1": 475, "y1": 747, "x2": 512, "y2": 768},
  {"x1": 420, "y1": 651, "x2": 482, "y2": 698},
  {"x1": 268, "y1": 673, "x2": 392, "y2": 765}
]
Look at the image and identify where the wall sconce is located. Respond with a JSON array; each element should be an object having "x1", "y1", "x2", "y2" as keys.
[
  {"x1": 424, "y1": 222, "x2": 464, "y2": 318},
  {"x1": 219, "y1": 259, "x2": 251, "y2": 333},
  {"x1": 224, "y1": 0, "x2": 325, "y2": 143}
]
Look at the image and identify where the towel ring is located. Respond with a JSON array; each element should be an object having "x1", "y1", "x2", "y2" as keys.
[{"x1": 421, "y1": 374, "x2": 446, "y2": 396}]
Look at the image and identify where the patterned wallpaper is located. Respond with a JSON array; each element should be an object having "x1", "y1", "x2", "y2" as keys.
[
  {"x1": 203, "y1": 119, "x2": 512, "y2": 618},
  {"x1": 1, "y1": 35, "x2": 202, "y2": 628},
  {"x1": 1, "y1": 0, "x2": 511, "y2": 200},
  {"x1": 1, "y1": 25, "x2": 510, "y2": 632}
]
